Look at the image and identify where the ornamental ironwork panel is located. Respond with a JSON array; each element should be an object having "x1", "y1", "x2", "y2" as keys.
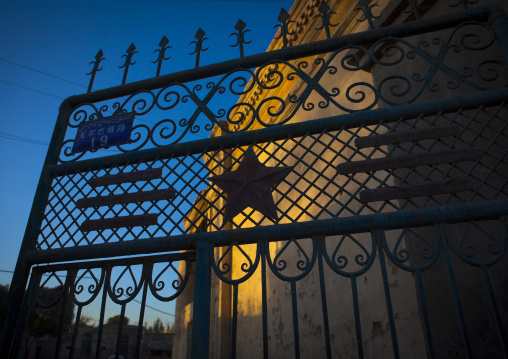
[{"x1": 3, "y1": 3, "x2": 508, "y2": 359}]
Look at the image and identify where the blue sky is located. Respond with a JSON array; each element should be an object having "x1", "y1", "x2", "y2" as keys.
[{"x1": 0, "y1": 0, "x2": 293, "y2": 327}]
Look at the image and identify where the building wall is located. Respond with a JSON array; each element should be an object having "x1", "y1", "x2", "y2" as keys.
[{"x1": 173, "y1": 0, "x2": 508, "y2": 358}]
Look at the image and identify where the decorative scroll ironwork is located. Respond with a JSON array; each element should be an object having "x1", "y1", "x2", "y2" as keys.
[
  {"x1": 314, "y1": 1, "x2": 339, "y2": 40},
  {"x1": 356, "y1": 0, "x2": 381, "y2": 29},
  {"x1": 189, "y1": 28, "x2": 208, "y2": 68},
  {"x1": 61, "y1": 21, "x2": 507, "y2": 162},
  {"x1": 274, "y1": 8, "x2": 296, "y2": 48},
  {"x1": 230, "y1": 19, "x2": 251, "y2": 58},
  {"x1": 153, "y1": 36, "x2": 172, "y2": 77},
  {"x1": 86, "y1": 49, "x2": 105, "y2": 93},
  {"x1": 119, "y1": 43, "x2": 137, "y2": 85},
  {"x1": 39, "y1": 97, "x2": 508, "y2": 249}
]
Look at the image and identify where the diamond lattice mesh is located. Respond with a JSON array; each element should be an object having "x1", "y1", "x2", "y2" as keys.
[{"x1": 37, "y1": 102, "x2": 508, "y2": 249}]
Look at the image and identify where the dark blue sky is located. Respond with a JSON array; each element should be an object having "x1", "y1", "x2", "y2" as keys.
[{"x1": 0, "y1": 0, "x2": 293, "y2": 325}]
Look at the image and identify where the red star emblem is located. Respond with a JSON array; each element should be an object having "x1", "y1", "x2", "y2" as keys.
[{"x1": 209, "y1": 147, "x2": 293, "y2": 224}]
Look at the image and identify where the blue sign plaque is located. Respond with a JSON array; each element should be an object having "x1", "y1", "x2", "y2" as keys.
[{"x1": 72, "y1": 113, "x2": 135, "y2": 154}]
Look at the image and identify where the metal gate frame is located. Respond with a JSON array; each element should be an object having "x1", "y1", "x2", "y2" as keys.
[{"x1": 1, "y1": 5, "x2": 508, "y2": 358}]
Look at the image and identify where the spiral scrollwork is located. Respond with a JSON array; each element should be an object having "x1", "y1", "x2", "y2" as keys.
[
  {"x1": 447, "y1": 220, "x2": 508, "y2": 267},
  {"x1": 59, "y1": 20, "x2": 504, "y2": 163},
  {"x1": 382, "y1": 228, "x2": 440, "y2": 272},
  {"x1": 266, "y1": 238, "x2": 316, "y2": 281},
  {"x1": 106, "y1": 265, "x2": 144, "y2": 305},
  {"x1": 147, "y1": 260, "x2": 190, "y2": 301},
  {"x1": 70, "y1": 268, "x2": 105, "y2": 306},
  {"x1": 321, "y1": 234, "x2": 376, "y2": 277},
  {"x1": 211, "y1": 243, "x2": 260, "y2": 284},
  {"x1": 35, "y1": 271, "x2": 70, "y2": 309}
]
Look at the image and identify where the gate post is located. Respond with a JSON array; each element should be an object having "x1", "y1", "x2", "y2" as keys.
[
  {"x1": 191, "y1": 242, "x2": 212, "y2": 359},
  {"x1": 0, "y1": 101, "x2": 73, "y2": 358}
]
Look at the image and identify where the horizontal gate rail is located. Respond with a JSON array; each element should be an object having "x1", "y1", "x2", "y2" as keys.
[
  {"x1": 27, "y1": 198, "x2": 508, "y2": 264},
  {"x1": 46, "y1": 86, "x2": 508, "y2": 177}
]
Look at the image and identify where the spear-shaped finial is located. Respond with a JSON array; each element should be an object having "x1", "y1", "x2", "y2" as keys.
[
  {"x1": 274, "y1": 8, "x2": 296, "y2": 48},
  {"x1": 119, "y1": 43, "x2": 137, "y2": 85},
  {"x1": 403, "y1": 0, "x2": 426, "y2": 19},
  {"x1": 230, "y1": 19, "x2": 252, "y2": 58},
  {"x1": 86, "y1": 49, "x2": 105, "y2": 93},
  {"x1": 449, "y1": 0, "x2": 479, "y2": 9},
  {"x1": 314, "y1": 1, "x2": 339, "y2": 40},
  {"x1": 189, "y1": 28, "x2": 208, "y2": 68},
  {"x1": 356, "y1": 0, "x2": 381, "y2": 30},
  {"x1": 152, "y1": 35, "x2": 172, "y2": 77}
]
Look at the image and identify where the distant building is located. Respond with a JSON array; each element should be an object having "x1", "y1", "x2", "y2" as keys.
[{"x1": 20, "y1": 325, "x2": 173, "y2": 359}]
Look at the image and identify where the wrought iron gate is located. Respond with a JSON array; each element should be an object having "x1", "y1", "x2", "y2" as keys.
[{"x1": 1, "y1": 2, "x2": 508, "y2": 359}]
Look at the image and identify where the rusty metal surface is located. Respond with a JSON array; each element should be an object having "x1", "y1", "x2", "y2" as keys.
[
  {"x1": 89, "y1": 167, "x2": 163, "y2": 187},
  {"x1": 79, "y1": 213, "x2": 158, "y2": 231},
  {"x1": 76, "y1": 188, "x2": 177, "y2": 208},
  {"x1": 337, "y1": 148, "x2": 483, "y2": 174},
  {"x1": 354, "y1": 125, "x2": 460, "y2": 149},
  {"x1": 359, "y1": 177, "x2": 474, "y2": 202}
]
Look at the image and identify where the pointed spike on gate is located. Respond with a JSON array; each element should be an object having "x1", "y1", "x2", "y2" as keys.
[
  {"x1": 278, "y1": 8, "x2": 290, "y2": 23},
  {"x1": 318, "y1": 1, "x2": 330, "y2": 13},
  {"x1": 95, "y1": 49, "x2": 104, "y2": 60},
  {"x1": 359, "y1": 0, "x2": 372, "y2": 6},
  {"x1": 195, "y1": 28, "x2": 205, "y2": 40},
  {"x1": 126, "y1": 43, "x2": 136, "y2": 54},
  {"x1": 235, "y1": 19, "x2": 247, "y2": 32},
  {"x1": 159, "y1": 35, "x2": 169, "y2": 48}
]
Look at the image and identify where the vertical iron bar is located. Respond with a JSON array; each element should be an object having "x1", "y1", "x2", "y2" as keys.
[
  {"x1": 9, "y1": 270, "x2": 39, "y2": 359},
  {"x1": 231, "y1": 284, "x2": 239, "y2": 359},
  {"x1": 481, "y1": 265, "x2": 507, "y2": 357},
  {"x1": 316, "y1": 236, "x2": 332, "y2": 359},
  {"x1": 261, "y1": 242, "x2": 269, "y2": 359},
  {"x1": 439, "y1": 224, "x2": 472, "y2": 359},
  {"x1": 135, "y1": 278, "x2": 149, "y2": 359},
  {"x1": 55, "y1": 274, "x2": 72, "y2": 359},
  {"x1": 415, "y1": 270, "x2": 435, "y2": 359},
  {"x1": 0, "y1": 102, "x2": 72, "y2": 358},
  {"x1": 290, "y1": 280, "x2": 301, "y2": 359},
  {"x1": 191, "y1": 242, "x2": 211, "y2": 359},
  {"x1": 95, "y1": 284, "x2": 108, "y2": 359},
  {"x1": 374, "y1": 230, "x2": 400, "y2": 359},
  {"x1": 351, "y1": 276, "x2": 365, "y2": 359},
  {"x1": 115, "y1": 304, "x2": 127, "y2": 359},
  {"x1": 69, "y1": 306, "x2": 82, "y2": 359},
  {"x1": 491, "y1": 5, "x2": 508, "y2": 62}
]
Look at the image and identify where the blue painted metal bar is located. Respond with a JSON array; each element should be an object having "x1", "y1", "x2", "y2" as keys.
[
  {"x1": 261, "y1": 242, "x2": 269, "y2": 359},
  {"x1": 191, "y1": 242, "x2": 211, "y2": 359},
  {"x1": 115, "y1": 304, "x2": 127, "y2": 359},
  {"x1": 0, "y1": 102, "x2": 73, "y2": 358},
  {"x1": 316, "y1": 236, "x2": 332, "y2": 359},
  {"x1": 55, "y1": 277, "x2": 71, "y2": 359},
  {"x1": 415, "y1": 271, "x2": 436, "y2": 359},
  {"x1": 490, "y1": 5, "x2": 508, "y2": 62},
  {"x1": 9, "y1": 271, "x2": 39, "y2": 359},
  {"x1": 135, "y1": 279, "x2": 149, "y2": 359},
  {"x1": 351, "y1": 276, "x2": 365, "y2": 359},
  {"x1": 29, "y1": 199, "x2": 508, "y2": 264},
  {"x1": 70, "y1": 306, "x2": 83, "y2": 359},
  {"x1": 480, "y1": 265, "x2": 508, "y2": 357},
  {"x1": 438, "y1": 224, "x2": 472, "y2": 359},
  {"x1": 95, "y1": 284, "x2": 108, "y2": 359},
  {"x1": 231, "y1": 284, "x2": 239, "y2": 359},
  {"x1": 290, "y1": 280, "x2": 301, "y2": 359},
  {"x1": 374, "y1": 230, "x2": 400, "y2": 359}
]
